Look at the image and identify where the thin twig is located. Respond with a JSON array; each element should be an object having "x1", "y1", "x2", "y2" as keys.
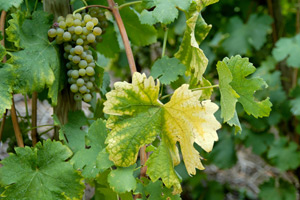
[
  {"x1": 107, "y1": 0, "x2": 137, "y2": 74},
  {"x1": 161, "y1": 27, "x2": 168, "y2": 57},
  {"x1": 118, "y1": 0, "x2": 142, "y2": 9},
  {"x1": 267, "y1": 0, "x2": 278, "y2": 43},
  {"x1": 11, "y1": 99, "x2": 24, "y2": 147},
  {"x1": 0, "y1": 110, "x2": 8, "y2": 142},
  {"x1": 73, "y1": 5, "x2": 111, "y2": 16},
  {"x1": 31, "y1": 92, "x2": 38, "y2": 146}
]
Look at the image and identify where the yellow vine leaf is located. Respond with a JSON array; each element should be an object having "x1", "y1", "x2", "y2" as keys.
[{"x1": 104, "y1": 72, "x2": 221, "y2": 193}]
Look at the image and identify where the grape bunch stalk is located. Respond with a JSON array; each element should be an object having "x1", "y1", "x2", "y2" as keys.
[{"x1": 47, "y1": 8, "x2": 108, "y2": 103}]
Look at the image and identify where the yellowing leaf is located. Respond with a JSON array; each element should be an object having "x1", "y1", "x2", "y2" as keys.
[{"x1": 104, "y1": 72, "x2": 221, "y2": 193}]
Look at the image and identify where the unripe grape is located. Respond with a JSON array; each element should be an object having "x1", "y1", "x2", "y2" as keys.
[
  {"x1": 63, "y1": 32, "x2": 71, "y2": 41},
  {"x1": 70, "y1": 48, "x2": 75, "y2": 55},
  {"x1": 57, "y1": 16, "x2": 65, "y2": 23},
  {"x1": 81, "y1": 35, "x2": 87, "y2": 40},
  {"x1": 91, "y1": 17, "x2": 99, "y2": 26},
  {"x1": 75, "y1": 26, "x2": 83, "y2": 35},
  {"x1": 88, "y1": 62, "x2": 95, "y2": 68},
  {"x1": 70, "y1": 78, "x2": 76, "y2": 84},
  {"x1": 64, "y1": 44, "x2": 72, "y2": 52},
  {"x1": 68, "y1": 26, "x2": 75, "y2": 34},
  {"x1": 63, "y1": 52, "x2": 68, "y2": 59},
  {"x1": 89, "y1": 77, "x2": 95, "y2": 82},
  {"x1": 72, "y1": 56, "x2": 81, "y2": 64},
  {"x1": 70, "y1": 84, "x2": 79, "y2": 93},
  {"x1": 87, "y1": 50, "x2": 92, "y2": 55},
  {"x1": 56, "y1": 28, "x2": 64, "y2": 36},
  {"x1": 74, "y1": 93, "x2": 82, "y2": 101},
  {"x1": 68, "y1": 55, "x2": 73, "y2": 61},
  {"x1": 77, "y1": 78, "x2": 85, "y2": 86},
  {"x1": 93, "y1": 27, "x2": 102, "y2": 36},
  {"x1": 66, "y1": 14, "x2": 73, "y2": 19},
  {"x1": 79, "y1": 60, "x2": 88, "y2": 68},
  {"x1": 66, "y1": 62, "x2": 72, "y2": 69},
  {"x1": 83, "y1": 45, "x2": 89, "y2": 50},
  {"x1": 86, "y1": 81, "x2": 93, "y2": 89},
  {"x1": 56, "y1": 36, "x2": 63, "y2": 44},
  {"x1": 75, "y1": 13, "x2": 82, "y2": 20},
  {"x1": 79, "y1": 85, "x2": 87, "y2": 93},
  {"x1": 68, "y1": 78, "x2": 73, "y2": 84},
  {"x1": 59, "y1": 21, "x2": 67, "y2": 29},
  {"x1": 76, "y1": 38, "x2": 84, "y2": 45},
  {"x1": 83, "y1": 76, "x2": 90, "y2": 82},
  {"x1": 87, "y1": 33, "x2": 95, "y2": 43},
  {"x1": 74, "y1": 19, "x2": 81, "y2": 26},
  {"x1": 80, "y1": 52, "x2": 87, "y2": 59},
  {"x1": 82, "y1": 27, "x2": 89, "y2": 35},
  {"x1": 72, "y1": 34, "x2": 79, "y2": 41},
  {"x1": 74, "y1": 45, "x2": 84, "y2": 55},
  {"x1": 81, "y1": 21, "x2": 86, "y2": 27},
  {"x1": 98, "y1": 12, "x2": 106, "y2": 20},
  {"x1": 86, "y1": 21, "x2": 94, "y2": 31},
  {"x1": 79, "y1": 69, "x2": 86, "y2": 76},
  {"x1": 84, "y1": 14, "x2": 92, "y2": 23},
  {"x1": 48, "y1": 28, "x2": 57, "y2": 38},
  {"x1": 67, "y1": 70, "x2": 73, "y2": 77},
  {"x1": 85, "y1": 55, "x2": 93, "y2": 63},
  {"x1": 86, "y1": 66, "x2": 95, "y2": 76},
  {"x1": 83, "y1": 93, "x2": 92, "y2": 102},
  {"x1": 66, "y1": 17, "x2": 74, "y2": 27},
  {"x1": 71, "y1": 70, "x2": 79, "y2": 79}
]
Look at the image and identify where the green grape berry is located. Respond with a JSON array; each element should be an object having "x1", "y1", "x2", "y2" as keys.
[
  {"x1": 76, "y1": 38, "x2": 84, "y2": 45},
  {"x1": 48, "y1": 28, "x2": 57, "y2": 38},
  {"x1": 84, "y1": 14, "x2": 92, "y2": 23},
  {"x1": 79, "y1": 60, "x2": 88, "y2": 68},
  {"x1": 70, "y1": 84, "x2": 79, "y2": 93},
  {"x1": 86, "y1": 66, "x2": 95, "y2": 76},
  {"x1": 86, "y1": 21, "x2": 94, "y2": 31},
  {"x1": 86, "y1": 81, "x2": 93, "y2": 89},
  {"x1": 59, "y1": 21, "x2": 67, "y2": 29},
  {"x1": 75, "y1": 26, "x2": 83, "y2": 35},
  {"x1": 72, "y1": 56, "x2": 81, "y2": 64},
  {"x1": 63, "y1": 32, "x2": 71, "y2": 41},
  {"x1": 74, "y1": 93, "x2": 82, "y2": 101},
  {"x1": 77, "y1": 78, "x2": 85, "y2": 86},
  {"x1": 83, "y1": 93, "x2": 92, "y2": 102},
  {"x1": 85, "y1": 55, "x2": 93, "y2": 63},
  {"x1": 79, "y1": 85, "x2": 87, "y2": 94},
  {"x1": 87, "y1": 33, "x2": 95, "y2": 43},
  {"x1": 79, "y1": 69, "x2": 86, "y2": 76},
  {"x1": 71, "y1": 70, "x2": 79, "y2": 79},
  {"x1": 56, "y1": 28, "x2": 64, "y2": 36},
  {"x1": 74, "y1": 45, "x2": 84, "y2": 55}
]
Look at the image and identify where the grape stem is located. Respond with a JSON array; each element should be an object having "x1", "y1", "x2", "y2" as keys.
[
  {"x1": 73, "y1": 5, "x2": 112, "y2": 16},
  {"x1": 0, "y1": 110, "x2": 7, "y2": 142},
  {"x1": 31, "y1": 92, "x2": 38, "y2": 146},
  {"x1": 118, "y1": 1, "x2": 142, "y2": 9},
  {"x1": 107, "y1": 0, "x2": 137, "y2": 74},
  {"x1": 161, "y1": 27, "x2": 168, "y2": 57}
]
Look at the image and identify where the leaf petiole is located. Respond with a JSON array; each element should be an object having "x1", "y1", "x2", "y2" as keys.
[
  {"x1": 118, "y1": 1, "x2": 142, "y2": 9},
  {"x1": 162, "y1": 27, "x2": 169, "y2": 57}
]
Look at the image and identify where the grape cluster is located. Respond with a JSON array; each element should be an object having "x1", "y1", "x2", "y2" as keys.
[{"x1": 47, "y1": 9, "x2": 107, "y2": 103}]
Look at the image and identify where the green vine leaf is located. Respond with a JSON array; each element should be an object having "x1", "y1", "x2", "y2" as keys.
[
  {"x1": 6, "y1": 11, "x2": 62, "y2": 105},
  {"x1": 217, "y1": 56, "x2": 272, "y2": 130},
  {"x1": 140, "y1": 0, "x2": 191, "y2": 25},
  {"x1": 0, "y1": 140, "x2": 84, "y2": 200},
  {"x1": 0, "y1": 64, "x2": 15, "y2": 116},
  {"x1": 222, "y1": 14, "x2": 273, "y2": 55},
  {"x1": 272, "y1": 34, "x2": 300, "y2": 68},
  {"x1": 120, "y1": 7, "x2": 157, "y2": 46},
  {"x1": 0, "y1": 0, "x2": 23, "y2": 11},
  {"x1": 71, "y1": 119, "x2": 109, "y2": 179},
  {"x1": 107, "y1": 164, "x2": 137, "y2": 194},
  {"x1": 59, "y1": 111, "x2": 88, "y2": 153},
  {"x1": 259, "y1": 178, "x2": 297, "y2": 200},
  {"x1": 0, "y1": 44, "x2": 6, "y2": 62},
  {"x1": 150, "y1": 56, "x2": 186, "y2": 85},
  {"x1": 6, "y1": 11, "x2": 26, "y2": 48},
  {"x1": 267, "y1": 137, "x2": 300, "y2": 171},
  {"x1": 175, "y1": 0, "x2": 217, "y2": 82},
  {"x1": 104, "y1": 72, "x2": 221, "y2": 193}
]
